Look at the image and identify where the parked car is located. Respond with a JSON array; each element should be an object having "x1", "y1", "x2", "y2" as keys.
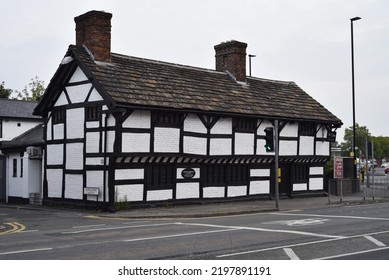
[
  {"x1": 385, "y1": 166, "x2": 389, "y2": 174},
  {"x1": 381, "y1": 162, "x2": 389, "y2": 168}
]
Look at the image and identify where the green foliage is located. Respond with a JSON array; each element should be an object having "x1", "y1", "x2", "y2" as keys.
[
  {"x1": 341, "y1": 123, "x2": 389, "y2": 160},
  {"x1": 0, "y1": 81, "x2": 12, "y2": 99},
  {"x1": 341, "y1": 123, "x2": 371, "y2": 156},
  {"x1": 15, "y1": 76, "x2": 45, "y2": 102}
]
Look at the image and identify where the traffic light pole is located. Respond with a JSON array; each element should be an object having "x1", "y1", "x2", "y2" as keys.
[{"x1": 274, "y1": 120, "x2": 279, "y2": 209}]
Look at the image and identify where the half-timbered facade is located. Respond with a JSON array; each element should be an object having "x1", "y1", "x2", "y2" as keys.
[{"x1": 34, "y1": 11, "x2": 342, "y2": 209}]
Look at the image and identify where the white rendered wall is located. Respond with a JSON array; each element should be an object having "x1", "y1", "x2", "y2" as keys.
[
  {"x1": 235, "y1": 133, "x2": 254, "y2": 155},
  {"x1": 116, "y1": 185, "x2": 144, "y2": 202},
  {"x1": 64, "y1": 174, "x2": 83, "y2": 200},
  {"x1": 66, "y1": 143, "x2": 83, "y2": 170},
  {"x1": 123, "y1": 110, "x2": 150, "y2": 128},
  {"x1": 0, "y1": 119, "x2": 41, "y2": 141},
  {"x1": 299, "y1": 136, "x2": 314, "y2": 155},
  {"x1": 147, "y1": 189, "x2": 172, "y2": 201},
  {"x1": 122, "y1": 133, "x2": 150, "y2": 153},
  {"x1": 66, "y1": 108, "x2": 84, "y2": 139},
  {"x1": 69, "y1": 67, "x2": 88, "y2": 83},
  {"x1": 47, "y1": 169, "x2": 63, "y2": 198},
  {"x1": 249, "y1": 181, "x2": 270, "y2": 194},
  {"x1": 46, "y1": 144, "x2": 63, "y2": 165},
  {"x1": 211, "y1": 117, "x2": 232, "y2": 134},
  {"x1": 279, "y1": 140, "x2": 298, "y2": 156},
  {"x1": 210, "y1": 138, "x2": 231, "y2": 155},
  {"x1": 316, "y1": 141, "x2": 330, "y2": 156},
  {"x1": 176, "y1": 182, "x2": 200, "y2": 199},
  {"x1": 309, "y1": 178, "x2": 323, "y2": 190},
  {"x1": 154, "y1": 127, "x2": 180, "y2": 153},
  {"x1": 86, "y1": 171, "x2": 104, "y2": 201},
  {"x1": 227, "y1": 185, "x2": 247, "y2": 197},
  {"x1": 293, "y1": 183, "x2": 307, "y2": 191},
  {"x1": 86, "y1": 132, "x2": 100, "y2": 153},
  {"x1": 66, "y1": 84, "x2": 92, "y2": 104},
  {"x1": 53, "y1": 123, "x2": 64, "y2": 140},
  {"x1": 184, "y1": 114, "x2": 207, "y2": 133},
  {"x1": 203, "y1": 186, "x2": 225, "y2": 198},
  {"x1": 280, "y1": 123, "x2": 298, "y2": 137},
  {"x1": 183, "y1": 136, "x2": 207, "y2": 155}
]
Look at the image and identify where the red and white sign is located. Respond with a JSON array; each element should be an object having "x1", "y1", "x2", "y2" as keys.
[{"x1": 334, "y1": 157, "x2": 343, "y2": 178}]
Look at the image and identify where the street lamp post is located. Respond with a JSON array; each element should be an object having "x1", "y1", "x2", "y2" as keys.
[{"x1": 351, "y1": 16, "x2": 361, "y2": 179}]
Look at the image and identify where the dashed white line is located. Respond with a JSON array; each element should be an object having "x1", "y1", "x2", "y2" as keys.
[
  {"x1": 0, "y1": 248, "x2": 52, "y2": 256},
  {"x1": 283, "y1": 248, "x2": 300, "y2": 260},
  {"x1": 316, "y1": 246, "x2": 389, "y2": 260},
  {"x1": 61, "y1": 222, "x2": 177, "y2": 234},
  {"x1": 364, "y1": 235, "x2": 386, "y2": 247},
  {"x1": 72, "y1": 224, "x2": 106, "y2": 229}
]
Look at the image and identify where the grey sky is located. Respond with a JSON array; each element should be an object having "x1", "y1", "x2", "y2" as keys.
[{"x1": 1, "y1": 0, "x2": 388, "y2": 142}]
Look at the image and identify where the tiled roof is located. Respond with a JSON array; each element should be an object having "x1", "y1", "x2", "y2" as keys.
[
  {"x1": 0, "y1": 99, "x2": 41, "y2": 119},
  {"x1": 67, "y1": 45, "x2": 342, "y2": 125},
  {"x1": 0, "y1": 124, "x2": 44, "y2": 149}
]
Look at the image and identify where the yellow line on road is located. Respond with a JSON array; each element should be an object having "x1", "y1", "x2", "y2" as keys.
[{"x1": 0, "y1": 222, "x2": 26, "y2": 235}]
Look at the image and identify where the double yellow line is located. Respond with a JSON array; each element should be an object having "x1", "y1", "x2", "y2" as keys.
[{"x1": 0, "y1": 222, "x2": 26, "y2": 235}]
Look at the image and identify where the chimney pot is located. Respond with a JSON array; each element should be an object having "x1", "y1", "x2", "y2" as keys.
[
  {"x1": 214, "y1": 40, "x2": 247, "y2": 82},
  {"x1": 75, "y1": 10, "x2": 112, "y2": 62}
]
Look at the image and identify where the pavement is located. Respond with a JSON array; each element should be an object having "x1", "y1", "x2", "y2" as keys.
[{"x1": 1, "y1": 193, "x2": 389, "y2": 220}]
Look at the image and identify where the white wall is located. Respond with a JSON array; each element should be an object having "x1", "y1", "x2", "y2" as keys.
[{"x1": 0, "y1": 119, "x2": 41, "y2": 141}]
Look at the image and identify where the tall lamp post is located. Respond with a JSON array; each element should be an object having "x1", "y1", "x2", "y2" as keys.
[{"x1": 351, "y1": 16, "x2": 361, "y2": 179}]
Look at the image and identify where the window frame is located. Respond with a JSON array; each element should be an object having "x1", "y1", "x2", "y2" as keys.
[
  {"x1": 202, "y1": 164, "x2": 249, "y2": 187},
  {"x1": 146, "y1": 164, "x2": 175, "y2": 190},
  {"x1": 85, "y1": 106, "x2": 101, "y2": 122},
  {"x1": 52, "y1": 109, "x2": 65, "y2": 124},
  {"x1": 291, "y1": 164, "x2": 309, "y2": 183},
  {"x1": 12, "y1": 158, "x2": 17, "y2": 177},
  {"x1": 234, "y1": 118, "x2": 257, "y2": 133}
]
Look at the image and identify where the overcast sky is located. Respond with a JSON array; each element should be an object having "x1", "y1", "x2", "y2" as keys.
[{"x1": 1, "y1": 0, "x2": 388, "y2": 142}]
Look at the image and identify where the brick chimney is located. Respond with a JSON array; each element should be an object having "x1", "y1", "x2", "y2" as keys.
[
  {"x1": 214, "y1": 40, "x2": 247, "y2": 82},
  {"x1": 74, "y1": 11, "x2": 112, "y2": 62}
]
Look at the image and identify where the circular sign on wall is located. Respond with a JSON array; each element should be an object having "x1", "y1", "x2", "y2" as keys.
[{"x1": 181, "y1": 168, "x2": 196, "y2": 179}]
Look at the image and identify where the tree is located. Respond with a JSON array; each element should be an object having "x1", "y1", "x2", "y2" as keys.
[
  {"x1": 15, "y1": 76, "x2": 45, "y2": 102},
  {"x1": 341, "y1": 123, "x2": 371, "y2": 156},
  {"x1": 0, "y1": 81, "x2": 13, "y2": 99}
]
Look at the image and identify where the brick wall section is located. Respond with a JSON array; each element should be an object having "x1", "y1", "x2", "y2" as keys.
[
  {"x1": 214, "y1": 40, "x2": 247, "y2": 82},
  {"x1": 75, "y1": 10, "x2": 112, "y2": 62}
]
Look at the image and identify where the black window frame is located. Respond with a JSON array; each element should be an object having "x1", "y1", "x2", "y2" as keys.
[
  {"x1": 146, "y1": 164, "x2": 175, "y2": 190},
  {"x1": 20, "y1": 158, "x2": 23, "y2": 178},
  {"x1": 85, "y1": 106, "x2": 101, "y2": 122},
  {"x1": 234, "y1": 118, "x2": 257, "y2": 133},
  {"x1": 12, "y1": 158, "x2": 17, "y2": 177},
  {"x1": 52, "y1": 109, "x2": 65, "y2": 124},
  {"x1": 202, "y1": 164, "x2": 249, "y2": 187},
  {"x1": 299, "y1": 122, "x2": 316, "y2": 136},
  {"x1": 152, "y1": 111, "x2": 184, "y2": 128},
  {"x1": 291, "y1": 164, "x2": 309, "y2": 183}
]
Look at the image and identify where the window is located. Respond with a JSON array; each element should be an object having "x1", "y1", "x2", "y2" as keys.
[
  {"x1": 146, "y1": 164, "x2": 174, "y2": 189},
  {"x1": 52, "y1": 110, "x2": 65, "y2": 124},
  {"x1": 202, "y1": 164, "x2": 249, "y2": 186},
  {"x1": 86, "y1": 106, "x2": 101, "y2": 121},
  {"x1": 20, "y1": 158, "x2": 23, "y2": 177},
  {"x1": 12, "y1": 159, "x2": 17, "y2": 177},
  {"x1": 153, "y1": 112, "x2": 183, "y2": 127},
  {"x1": 299, "y1": 122, "x2": 316, "y2": 136},
  {"x1": 292, "y1": 164, "x2": 308, "y2": 182},
  {"x1": 0, "y1": 119, "x2": 2, "y2": 138},
  {"x1": 235, "y1": 118, "x2": 257, "y2": 133}
]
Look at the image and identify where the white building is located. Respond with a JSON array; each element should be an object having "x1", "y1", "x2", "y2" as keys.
[
  {"x1": 34, "y1": 11, "x2": 342, "y2": 210},
  {"x1": 0, "y1": 99, "x2": 42, "y2": 203}
]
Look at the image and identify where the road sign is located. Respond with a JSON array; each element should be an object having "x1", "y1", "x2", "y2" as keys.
[{"x1": 334, "y1": 157, "x2": 343, "y2": 178}]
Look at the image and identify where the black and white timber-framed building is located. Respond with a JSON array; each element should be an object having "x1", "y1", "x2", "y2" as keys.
[{"x1": 34, "y1": 11, "x2": 342, "y2": 209}]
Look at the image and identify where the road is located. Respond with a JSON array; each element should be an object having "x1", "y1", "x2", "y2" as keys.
[{"x1": 1, "y1": 202, "x2": 389, "y2": 260}]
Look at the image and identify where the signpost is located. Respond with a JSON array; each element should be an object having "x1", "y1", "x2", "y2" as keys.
[{"x1": 334, "y1": 157, "x2": 344, "y2": 202}]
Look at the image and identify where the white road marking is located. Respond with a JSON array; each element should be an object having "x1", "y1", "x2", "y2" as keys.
[
  {"x1": 271, "y1": 212, "x2": 389, "y2": 221},
  {"x1": 283, "y1": 248, "x2": 300, "y2": 260},
  {"x1": 0, "y1": 247, "x2": 52, "y2": 256},
  {"x1": 123, "y1": 228, "x2": 240, "y2": 242},
  {"x1": 61, "y1": 222, "x2": 177, "y2": 234},
  {"x1": 218, "y1": 229, "x2": 389, "y2": 258},
  {"x1": 72, "y1": 224, "x2": 106, "y2": 228},
  {"x1": 177, "y1": 222, "x2": 345, "y2": 239},
  {"x1": 316, "y1": 246, "x2": 389, "y2": 260},
  {"x1": 364, "y1": 235, "x2": 386, "y2": 247},
  {"x1": 262, "y1": 218, "x2": 330, "y2": 226}
]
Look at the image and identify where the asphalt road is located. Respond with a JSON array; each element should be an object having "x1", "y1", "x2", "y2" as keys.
[{"x1": 1, "y1": 202, "x2": 389, "y2": 260}]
